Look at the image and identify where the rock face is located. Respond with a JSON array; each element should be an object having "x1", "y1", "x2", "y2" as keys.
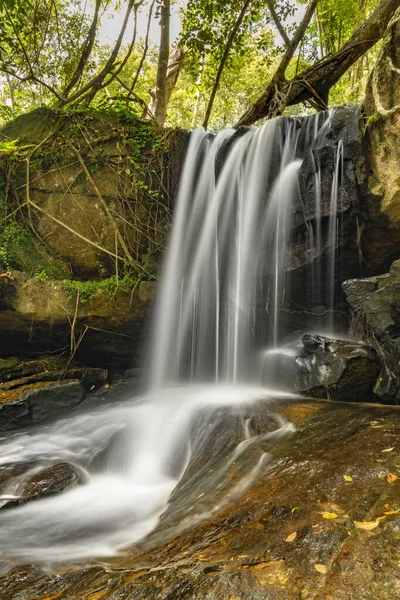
[
  {"x1": 363, "y1": 7, "x2": 400, "y2": 272},
  {"x1": 0, "y1": 271, "x2": 155, "y2": 370},
  {"x1": 0, "y1": 109, "x2": 189, "y2": 371},
  {"x1": 270, "y1": 106, "x2": 366, "y2": 338},
  {"x1": 343, "y1": 259, "x2": 400, "y2": 404},
  {"x1": 0, "y1": 109, "x2": 189, "y2": 279}
]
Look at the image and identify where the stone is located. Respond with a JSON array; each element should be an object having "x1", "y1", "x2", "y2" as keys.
[
  {"x1": 0, "y1": 462, "x2": 80, "y2": 510},
  {"x1": 0, "y1": 379, "x2": 84, "y2": 432},
  {"x1": 263, "y1": 334, "x2": 381, "y2": 402},
  {"x1": 294, "y1": 334, "x2": 381, "y2": 402},
  {"x1": 343, "y1": 259, "x2": 400, "y2": 403}
]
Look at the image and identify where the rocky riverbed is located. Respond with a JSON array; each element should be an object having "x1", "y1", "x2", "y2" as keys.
[{"x1": 0, "y1": 399, "x2": 398, "y2": 600}]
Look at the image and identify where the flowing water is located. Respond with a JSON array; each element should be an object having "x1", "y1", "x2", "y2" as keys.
[{"x1": 0, "y1": 112, "x2": 344, "y2": 565}]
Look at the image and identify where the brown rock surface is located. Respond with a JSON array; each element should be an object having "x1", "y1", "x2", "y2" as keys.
[{"x1": 363, "y1": 7, "x2": 400, "y2": 271}]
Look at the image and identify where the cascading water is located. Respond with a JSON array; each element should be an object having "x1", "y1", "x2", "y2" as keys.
[{"x1": 0, "y1": 111, "x2": 346, "y2": 565}]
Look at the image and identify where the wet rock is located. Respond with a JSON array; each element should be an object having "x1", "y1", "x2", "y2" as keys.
[
  {"x1": 343, "y1": 259, "x2": 400, "y2": 403},
  {"x1": 294, "y1": 334, "x2": 381, "y2": 402},
  {"x1": 0, "y1": 356, "x2": 66, "y2": 383},
  {"x1": 0, "y1": 380, "x2": 84, "y2": 432},
  {"x1": 0, "y1": 462, "x2": 80, "y2": 510},
  {"x1": 298, "y1": 105, "x2": 365, "y2": 225},
  {"x1": 0, "y1": 402, "x2": 398, "y2": 599},
  {"x1": 0, "y1": 367, "x2": 108, "y2": 394},
  {"x1": 263, "y1": 334, "x2": 381, "y2": 402}
]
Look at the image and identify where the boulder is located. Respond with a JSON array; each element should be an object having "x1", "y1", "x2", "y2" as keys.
[
  {"x1": 0, "y1": 462, "x2": 80, "y2": 510},
  {"x1": 294, "y1": 334, "x2": 381, "y2": 402},
  {"x1": 263, "y1": 334, "x2": 381, "y2": 402},
  {"x1": 343, "y1": 259, "x2": 400, "y2": 403},
  {"x1": 0, "y1": 379, "x2": 84, "y2": 432}
]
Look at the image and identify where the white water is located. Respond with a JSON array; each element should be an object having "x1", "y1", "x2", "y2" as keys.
[{"x1": 0, "y1": 114, "x2": 344, "y2": 565}]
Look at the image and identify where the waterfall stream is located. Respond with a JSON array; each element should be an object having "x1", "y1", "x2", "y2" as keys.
[{"x1": 0, "y1": 112, "x2": 344, "y2": 564}]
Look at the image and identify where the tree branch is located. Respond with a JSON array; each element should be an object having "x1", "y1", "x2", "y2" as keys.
[
  {"x1": 266, "y1": 0, "x2": 290, "y2": 46},
  {"x1": 62, "y1": 0, "x2": 102, "y2": 97},
  {"x1": 59, "y1": 0, "x2": 135, "y2": 106},
  {"x1": 131, "y1": 0, "x2": 155, "y2": 93},
  {"x1": 236, "y1": 0, "x2": 400, "y2": 126},
  {"x1": 274, "y1": 0, "x2": 318, "y2": 81},
  {"x1": 203, "y1": 0, "x2": 252, "y2": 129}
]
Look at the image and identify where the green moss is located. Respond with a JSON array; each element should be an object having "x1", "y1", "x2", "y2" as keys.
[
  {"x1": 62, "y1": 272, "x2": 137, "y2": 303},
  {"x1": 0, "y1": 221, "x2": 67, "y2": 278}
]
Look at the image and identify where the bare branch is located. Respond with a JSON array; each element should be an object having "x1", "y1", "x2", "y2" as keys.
[
  {"x1": 59, "y1": 0, "x2": 135, "y2": 106},
  {"x1": 203, "y1": 0, "x2": 252, "y2": 129},
  {"x1": 131, "y1": 0, "x2": 155, "y2": 93},
  {"x1": 274, "y1": 0, "x2": 318, "y2": 81},
  {"x1": 266, "y1": 0, "x2": 290, "y2": 46},
  {"x1": 62, "y1": 0, "x2": 102, "y2": 97}
]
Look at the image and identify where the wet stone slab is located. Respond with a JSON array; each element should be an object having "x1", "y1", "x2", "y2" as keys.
[{"x1": 0, "y1": 400, "x2": 399, "y2": 600}]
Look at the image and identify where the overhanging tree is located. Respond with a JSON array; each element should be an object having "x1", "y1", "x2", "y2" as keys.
[{"x1": 236, "y1": 0, "x2": 400, "y2": 126}]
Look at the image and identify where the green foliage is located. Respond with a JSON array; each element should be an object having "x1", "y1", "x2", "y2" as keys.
[
  {"x1": 62, "y1": 272, "x2": 137, "y2": 303},
  {"x1": 0, "y1": 220, "x2": 65, "y2": 277}
]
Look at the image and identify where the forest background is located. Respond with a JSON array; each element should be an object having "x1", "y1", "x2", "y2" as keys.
[{"x1": 0, "y1": 0, "x2": 394, "y2": 132}]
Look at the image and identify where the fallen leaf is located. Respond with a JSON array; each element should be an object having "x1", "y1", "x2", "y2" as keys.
[
  {"x1": 285, "y1": 531, "x2": 297, "y2": 543},
  {"x1": 384, "y1": 503, "x2": 390, "y2": 508},
  {"x1": 343, "y1": 475, "x2": 353, "y2": 482},
  {"x1": 386, "y1": 473, "x2": 398, "y2": 483},
  {"x1": 354, "y1": 518, "x2": 383, "y2": 530},
  {"x1": 238, "y1": 554, "x2": 249, "y2": 558},
  {"x1": 254, "y1": 562, "x2": 273, "y2": 569},
  {"x1": 384, "y1": 509, "x2": 400, "y2": 515},
  {"x1": 315, "y1": 564, "x2": 327, "y2": 574},
  {"x1": 381, "y1": 447, "x2": 394, "y2": 453},
  {"x1": 291, "y1": 507, "x2": 300, "y2": 513},
  {"x1": 320, "y1": 512, "x2": 338, "y2": 519},
  {"x1": 371, "y1": 425, "x2": 382, "y2": 429}
]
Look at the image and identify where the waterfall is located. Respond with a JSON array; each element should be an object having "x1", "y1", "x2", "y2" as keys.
[{"x1": 0, "y1": 112, "x2": 346, "y2": 564}]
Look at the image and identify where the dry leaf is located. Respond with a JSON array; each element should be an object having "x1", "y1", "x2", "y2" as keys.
[
  {"x1": 343, "y1": 475, "x2": 353, "y2": 482},
  {"x1": 254, "y1": 562, "x2": 272, "y2": 569},
  {"x1": 384, "y1": 503, "x2": 390, "y2": 508},
  {"x1": 371, "y1": 425, "x2": 382, "y2": 429},
  {"x1": 381, "y1": 447, "x2": 394, "y2": 453},
  {"x1": 285, "y1": 531, "x2": 297, "y2": 543},
  {"x1": 320, "y1": 512, "x2": 338, "y2": 519},
  {"x1": 314, "y1": 564, "x2": 327, "y2": 574},
  {"x1": 384, "y1": 509, "x2": 400, "y2": 515},
  {"x1": 386, "y1": 473, "x2": 398, "y2": 483},
  {"x1": 354, "y1": 519, "x2": 382, "y2": 530}
]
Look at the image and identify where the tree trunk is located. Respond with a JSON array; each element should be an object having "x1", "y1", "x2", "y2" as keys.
[
  {"x1": 236, "y1": 0, "x2": 400, "y2": 127},
  {"x1": 154, "y1": 0, "x2": 170, "y2": 125}
]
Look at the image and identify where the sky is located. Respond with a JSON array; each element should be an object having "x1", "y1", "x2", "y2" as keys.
[
  {"x1": 86, "y1": 0, "x2": 184, "y2": 47},
  {"x1": 84, "y1": 0, "x2": 304, "y2": 50}
]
